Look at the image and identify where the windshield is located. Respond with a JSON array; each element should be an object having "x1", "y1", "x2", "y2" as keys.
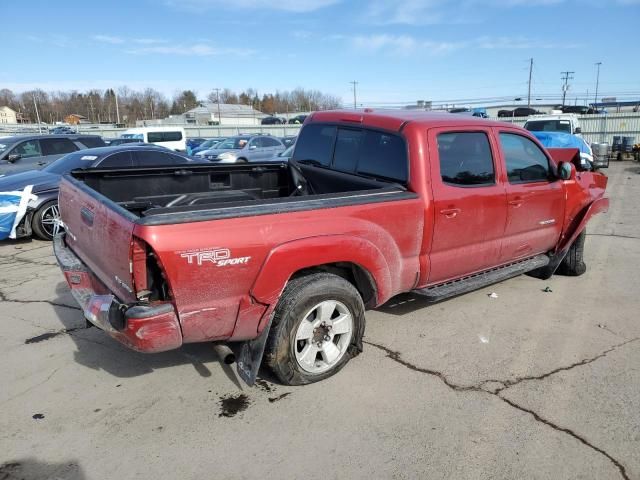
[
  {"x1": 43, "y1": 151, "x2": 99, "y2": 174},
  {"x1": 0, "y1": 139, "x2": 17, "y2": 155},
  {"x1": 121, "y1": 133, "x2": 144, "y2": 140},
  {"x1": 200, "y1": 139, "x2": 223, "y2": 149},
  {"x1": 525, "y1": 120, "x2": 572, "y2": 133},
  {"x1": 214, "y1": 137, "x2": 250, "y2": 150}
]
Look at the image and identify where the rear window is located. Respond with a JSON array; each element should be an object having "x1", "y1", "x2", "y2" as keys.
[
  {"x1": 437, "y1": 132, "x2": 494, "y2": 186},
  {"x1": 356, "y1": 130, "x2": 407, "y2": 183},
  {"x1": 148, "y1": 131, "x2": 183, "y2": 143},
  {"x1": 292, "y1": 124, "x2": 336, "y2": 167},
  {"x1": 525, "y1": 120, "x2": 572, "y2": 133},
  {"x1": 78, "y1": 136, "x2": 106, "y2": 148}
]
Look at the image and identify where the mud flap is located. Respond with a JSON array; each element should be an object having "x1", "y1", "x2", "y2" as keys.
[{"x1": 233, "y1": 314, "x2": 274, "y2": 386}]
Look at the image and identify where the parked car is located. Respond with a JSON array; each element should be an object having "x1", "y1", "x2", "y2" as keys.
[
  {"x1": 0, "y1": 135, "x2": 105, "y2": 177},
  {"x1": 54, "y1": 110, "x2": 608, "y2": 387},
  {"x1": 261, "y1": 116, "x2": 286, "y2": 125},
  {"x1": 561, "y1": 105, "x2": 596, "y2": 115},
  {"x1": 266, "y1": 144, "x2": 294, "y2": 162},
  {"x1": 198, "y1": 134, "x2": 285, "y2": 163},
  {"x1": 288, "y1": 114, "x2": 308, "y2": 124},
  {"x1": 498, "y1": 107, "x2": 541, "y2": 118},
  {"x1": 524, "y1": 114, "x2": 582, "y2": 135},
  {"x1": 186, "y1": 137, "x2": 207, "y2": 155},
  {"x1": 0, "y1": 145, "x2": 201, "y2": 241},
  {"x1": 279, "y1": 135, "x2": 297, "y2": 148},
  {"x1": 50, "y1": 126, "x2": 75, "y2": 134},
  {"x1": 121, "y1": 127, "x2": 187, "y2": 152},
  {"x1": 191, "y1": 137, "x2": 226, "y2": 156}
]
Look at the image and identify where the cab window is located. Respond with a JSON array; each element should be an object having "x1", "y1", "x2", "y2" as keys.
[
  {"x1": 437, "y1": 132, "x2": 494, "y2": 186},
  {"x1": 499, "y1": 133, "x2": 551, "y2": 183},
  {"x1": 12, "y1": 140, "x2": 42, "y2": 158}
]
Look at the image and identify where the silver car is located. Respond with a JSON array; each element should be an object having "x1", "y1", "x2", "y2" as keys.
[{"x1": 197, "y1": 135, "x2": 285, "y2": 163}]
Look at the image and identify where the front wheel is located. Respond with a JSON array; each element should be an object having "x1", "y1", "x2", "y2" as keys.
[
  {"x1": 265, "y1": 273, "x2": 365, "y2": 385},
  {"x1": 32, "y1": 200, "x2": 63, "y2": 240},
  {"x1": 557, "y1": 230, "x2": 587, "y2": 276}
]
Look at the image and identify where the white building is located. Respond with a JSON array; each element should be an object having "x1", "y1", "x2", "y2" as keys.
[
  {"x1": 0, "y1": 106, "x2": 17, "y2": 124},
  {"x1": 137, "y1": 103, "x2": 266, "y2": 127}
]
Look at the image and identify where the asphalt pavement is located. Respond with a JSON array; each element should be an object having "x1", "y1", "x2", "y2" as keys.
[{"x1": 1, "y1": 161, "x2": 639, "y2": 480}]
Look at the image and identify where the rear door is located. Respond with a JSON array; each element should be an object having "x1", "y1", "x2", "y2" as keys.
[
  {"x1": 496, "y1": 130, "x2": 564, "y2": 262},
  {"x1": 427, "y1": 127, "x2": 508, "y2": 284},
  {"x1": 59, "y1": 179, "x2": 137, "y2": 303}
]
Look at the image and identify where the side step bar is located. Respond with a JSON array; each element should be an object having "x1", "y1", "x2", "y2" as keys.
[{"x1": 413, "y1": 254, "x2": 550, "y2": 303}]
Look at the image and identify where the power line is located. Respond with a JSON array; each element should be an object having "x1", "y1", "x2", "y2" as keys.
[{"x1": 561, "y1": 71, "x2": 575, "y2": 107}]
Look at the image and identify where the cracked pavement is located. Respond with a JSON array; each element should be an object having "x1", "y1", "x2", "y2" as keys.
[{"x1": 1, "y1": 162, "x2": 639, "y2": 480}]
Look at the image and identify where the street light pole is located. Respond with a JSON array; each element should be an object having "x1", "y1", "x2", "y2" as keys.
[
  {"x1": 594, "y1": 62, "x2": 602, "y2": 107},
  {"x1": 527, "y1": 58, "x2": 533, "y2": 109},
  {"x1": 32, "y1": 93, "x2": 42, "y2": 133},
  {"x1": 349, "y1": 81, "x2": 358, "y2": 109}
]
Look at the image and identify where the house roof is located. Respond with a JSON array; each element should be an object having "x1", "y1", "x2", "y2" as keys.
[{"x1": 186, "y1": 103, "x2": 264, "y2": 116}]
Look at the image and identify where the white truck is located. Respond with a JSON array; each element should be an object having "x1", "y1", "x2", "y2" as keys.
[{"x1": 523, "y1": 113, "x2": 582, "y2": 136}]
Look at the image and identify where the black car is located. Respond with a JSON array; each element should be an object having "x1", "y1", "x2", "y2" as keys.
[
  {"x1": 50, "y1": 126, "x2": 75, "y2": 134},
  {"x1": 261, "y1": 116, "x2": 286, "y2": 125},
  {"x1": 561, "y1": 105, "x2": 596, "y2": 115},
  {"x1": 0, "y1": 134, "x2": 105, "y2": 177},
  {"x1": 288, "y1": 115, "x2": 308, "y2": 124},
  {"x1": 0, "y1": 145, "x2": 201, "y2": 240},
  {"x1": 279, "y1": 135, "x2": 297, "y2": 148},
  {"x1": 498, "y1": 107, "x2": 541, "y2": 118}
]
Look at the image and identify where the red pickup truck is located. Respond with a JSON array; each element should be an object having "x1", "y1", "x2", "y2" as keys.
[{"x1": 54, "y1": 110, "x2": 609, "y2": 386}]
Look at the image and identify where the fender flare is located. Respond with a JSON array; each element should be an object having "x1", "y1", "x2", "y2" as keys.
[
  {"x1": 558, "y1": 196, "x2": 609, "y2": 254},
  {"x1": 250, "y1": 234, "x2": 392, "y2": 308}
]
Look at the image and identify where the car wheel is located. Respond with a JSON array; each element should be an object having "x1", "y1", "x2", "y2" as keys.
[
  {"x1": 236, "y1": 158, "x2": 248, "y2": 163},
  {"x1": 265, "y1": 272, "x2": 365, "y2": 385},
  {"x1": 557, "y1": 230, "x2": 587, "y2": 276},
  {"x1": 32, "y1": 200, "x2": 63, "y2": 241}
]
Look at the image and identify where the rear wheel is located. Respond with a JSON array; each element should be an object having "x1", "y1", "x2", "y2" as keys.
[
  {"x1": 236, "y1": 158, "x2": 248, "y2": 163},
  {"x1": 265, "y1": 273, "x2": 365, "y2": 385},
  {"x1": 32, "y1": 200, "x2": 62, "y2": 240},
  {"x1": 557, "y1": 230, "x2": 587, "y2": 276}
]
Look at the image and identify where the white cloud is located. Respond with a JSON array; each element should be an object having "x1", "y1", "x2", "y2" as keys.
[
  {"x1": 133, "y1": 38, "x2": 168, "y2": 45},
  {"x1": 126, "y1": 43, "x2": 254, "y2": 56},
  {"x1": 166, "y1": 0, "x2": 340, "y2": 12},
  {"x1": 476, "y1": 36, "x2": 580, "y2": 49},
  {"x1": 92, "y1": 34, "x2": 125, "y2": 44},
  {"x1": 348, "y1": 34, "x2": 464, "y2": 56}
]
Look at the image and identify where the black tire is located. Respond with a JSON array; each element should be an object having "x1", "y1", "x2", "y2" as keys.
[
  {"x1": 236, "y1": 158, "x2": 248, "y2": 163},
  {"x1": 557, "y1": 229, "x2": 587, "y2": 276},
  {"x1": 31, "y1": 200, "x2": 59, "y2": 241},
  {"x1": 265, "y1": 273, "x2": 365, "y2": 386}
]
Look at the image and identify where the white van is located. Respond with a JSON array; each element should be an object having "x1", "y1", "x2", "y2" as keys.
[{"x1": 121, "y1": 127, "x2": 187, "y2": 152}]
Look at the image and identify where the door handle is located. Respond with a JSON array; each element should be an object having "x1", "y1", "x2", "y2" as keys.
[
  {"x1": 440, "y1": 208, "x2": 461, "y2": 218},
  {"x1": 508, "y1": 199, "x2": 523, "y2": 207}
]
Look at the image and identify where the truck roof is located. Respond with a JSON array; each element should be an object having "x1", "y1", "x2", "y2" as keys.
[{"x1": 309, "y1": 109, "x2": 511, "y2": 132}]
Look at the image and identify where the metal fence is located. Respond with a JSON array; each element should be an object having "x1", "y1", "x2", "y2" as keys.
[{"x1": 1, "y1": 113, "x2": 639, "y2": 145}]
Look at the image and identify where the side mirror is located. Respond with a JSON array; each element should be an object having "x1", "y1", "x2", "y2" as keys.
[
  {"x1": 558, "y1": 161, "x2": 575, "y2": 180},
  {"x1": 7, "y1": 153, "x2": 21, "y2": 163},
  {"x1": 574, "y1": 127, "x2": 582, "y2": 134}
]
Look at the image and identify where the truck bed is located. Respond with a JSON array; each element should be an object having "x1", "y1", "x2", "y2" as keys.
[{"x1": 67, "y1": 162, "x2": 409, "y2": 225}]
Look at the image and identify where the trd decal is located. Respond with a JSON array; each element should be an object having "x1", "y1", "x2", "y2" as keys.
[{"x1": 178, "y1": 248, "x2": 251, "y2": 267}]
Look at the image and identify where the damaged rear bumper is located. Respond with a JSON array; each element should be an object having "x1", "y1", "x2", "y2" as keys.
[{"x1": 53, "y1": 234, "x2": 183, "y2": 353}]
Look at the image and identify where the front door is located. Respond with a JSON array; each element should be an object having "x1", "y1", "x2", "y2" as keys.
[
  {"x1": 496, "y1": 131, "x2": 564, "y2": 261},
  {"x1": 427, "y1": 128, "x2": 508, "y2": 284}
]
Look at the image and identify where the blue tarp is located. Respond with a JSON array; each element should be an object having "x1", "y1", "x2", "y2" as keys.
[
  {"x1": 0, "y1": 187, "x2": 36, "y2": 240},
  {"x1": 531, "y1": 131, "x2": 591, "y2": 155}
]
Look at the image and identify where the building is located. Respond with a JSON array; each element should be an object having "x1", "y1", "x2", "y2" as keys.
[
  {"x1": 64, "y1": 114, "x2": 90, "y2": 125},
  {"x1": 185, "y1": 103, "x2": 266, "y2": 126},
  {"x1": 0, "y1": 106, "x2": 17, "y2": 124}
]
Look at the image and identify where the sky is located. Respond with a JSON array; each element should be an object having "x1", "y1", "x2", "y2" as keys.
[{"x1": 1, "y1": 0, "x2": 639, "y2": 107}]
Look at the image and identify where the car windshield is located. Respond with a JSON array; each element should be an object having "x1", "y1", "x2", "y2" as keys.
[
  {"x1": 121, "y1": 133, "x2": 144, "y2": 140},
  {"x1": 43, "y1": 151, "x2": 99, "y2": 174},
  {"x1": 215, "y1": 137, "x2": 250, "y2": 150},
  {"x1": 0, "y1": 139, "x2": 16, "y2": 155},
  {"x1": 525, "y1": 120, "x2": 572, "y2": 133},
  {"x1": 200, "y1": 139, "x2": 222, "y2": 149}
]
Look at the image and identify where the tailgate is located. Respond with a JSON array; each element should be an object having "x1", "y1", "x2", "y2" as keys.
[{"x1": 59, "y1": 176, "x2": 137, "y2": 303}]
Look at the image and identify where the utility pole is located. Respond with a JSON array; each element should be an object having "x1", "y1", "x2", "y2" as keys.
[
  {"x1": 115, "y1": 90, "x2": 120, "y2": 125},
  {"x1": 32, "y1": 93, "x2": 42, "y2": 134},
  {"x1": 594, "y1": 62, "x2": 602, "y2": 107},
  {"x1": 214, "y1": 88, "x2": 222, "y2": 125},
  {"x1": 349, "y1": 81, "x2": 358, "y2": 109},
  {"x1": 527, "y1": 58, "x2": 533, "y2": 109},
  {"x1": 561, "y1": 71, "x2": 574, "y2": 107}
]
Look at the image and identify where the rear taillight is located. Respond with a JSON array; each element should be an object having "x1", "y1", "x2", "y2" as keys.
[{"x1": 130, "y1": 236, "x2": 171, "y2": 302}]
